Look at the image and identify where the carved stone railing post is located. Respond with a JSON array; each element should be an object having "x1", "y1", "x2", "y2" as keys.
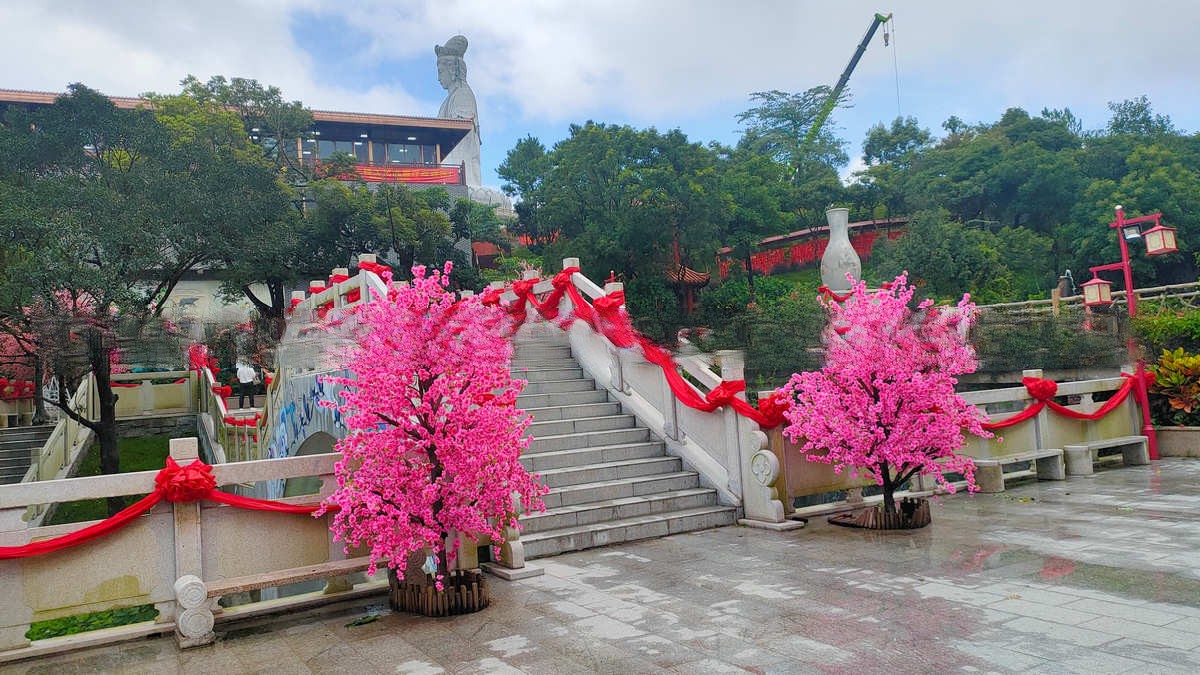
[
  {"x1": 716, "y1": 350, "x2": 745, "y2": 499},
  {"x1": 169, "y1": 438, "x2": 215, "y2": 647},
  {"x1": 603, "y1": 281, "x2": 626, "y2": 393}
]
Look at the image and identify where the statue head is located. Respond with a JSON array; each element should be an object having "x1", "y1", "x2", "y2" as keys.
[{"x1": 435, "y1": 35, "x2": 468, "y2": 89}]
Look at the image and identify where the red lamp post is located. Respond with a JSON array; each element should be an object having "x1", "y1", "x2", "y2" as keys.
[{"x1": 1087, "y1": 205, "x2": 1176, "y2": 460}]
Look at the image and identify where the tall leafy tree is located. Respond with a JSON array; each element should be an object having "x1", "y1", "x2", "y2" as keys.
[{"x1": 0, "y1": 85, "x2": 289, "y2": 510}]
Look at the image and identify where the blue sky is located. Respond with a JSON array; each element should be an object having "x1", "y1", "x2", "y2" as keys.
[{"x1": 3, "y1": 1, "x2": 1199, "y2": 193}]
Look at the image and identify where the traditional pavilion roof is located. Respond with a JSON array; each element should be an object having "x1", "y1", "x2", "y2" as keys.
[{"x1": 665, "y1": 264, "x2": 710, "y2": 287}]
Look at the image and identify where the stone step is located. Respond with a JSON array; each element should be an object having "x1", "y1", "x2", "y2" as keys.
[
  {"x1": 513, "y1": 345, "x2": 573, "y2": 360},
  {"x1": 520, "y1": 441, "x2": 665, "y2": 472},
  {"x1": 521, "y1": 379, "x2": 596, "y2": 396},
  {"x1": 521, "y1": 506, "x2": 738, "y2": 559},
  {"x1": 521, "y1": 488, "x2": 719, "y2": 533},
  {"x1": 510, "y1": 358, "x2": 579, "y2": 370},
  {"x1": 509, "y1": 367, "x2": 584, "y2": 383},
  {"x1": 529, "y1": 427, "x2": 651, "y2": 453},
  {"x1": 0, "y1": 428, "x2": 53, "y2": 443},
  {"x1": 517, "y1": 390, "x2": 610, "y2": 409},
  {"x1": 528, "y1": 414, "x2": 636, "y2": 438},
  {"x1": 522, "y1": 401, "x2": 622, "y2": 422},
  {"x1": 535, "y1": 456, "x2": 682, "y2": 488},
  {"x1": 541, "y1": 471, "x2": 702, "y2": 509},
  {"x1": 0, "y1": 439, "x2": 46, "y2": 453}
]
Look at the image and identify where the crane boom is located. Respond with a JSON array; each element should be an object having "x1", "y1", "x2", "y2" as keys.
[{"x1": 801, "y1": 12, "x2": 892, "y2": 151}]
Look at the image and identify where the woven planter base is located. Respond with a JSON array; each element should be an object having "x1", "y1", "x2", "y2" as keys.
[
  {"x1": 829, "y1": 497, "x2": 931, "y2": 530},
  {"x1": 388, "y1": 568, "x2": 490, "y2": 617}
]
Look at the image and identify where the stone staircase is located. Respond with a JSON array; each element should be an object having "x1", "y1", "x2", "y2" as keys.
[
  {"x1": 511, "y1": 335, "x2": 737, "y2": 559},
  {"x1": 0, "y1": 425, "x2": 52, "y2": 485}
]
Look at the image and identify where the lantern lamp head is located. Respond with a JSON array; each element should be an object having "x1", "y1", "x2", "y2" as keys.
[
  {"x1": 1142, "y1": 224, "x2": 1178, "y2": 256},
  {"x1": 1081, "y1": 275, "x2": 1113, "y2": 308}
]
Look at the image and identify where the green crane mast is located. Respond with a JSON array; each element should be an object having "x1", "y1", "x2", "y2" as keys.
[{"x1": 801, "y1": 12, "x2": 893, "y2": 151}]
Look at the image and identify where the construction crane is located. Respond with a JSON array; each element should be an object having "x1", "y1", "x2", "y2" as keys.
[{"x1": 801, "y1": 12, "x2": 893, "y2": 152}]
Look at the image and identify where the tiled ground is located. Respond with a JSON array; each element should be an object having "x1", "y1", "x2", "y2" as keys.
[{"x1": 6, "y1": 458, "x2": 1200, "y2": 674}]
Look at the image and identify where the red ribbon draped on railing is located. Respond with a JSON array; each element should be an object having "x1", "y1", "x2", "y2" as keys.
[
  {"x1": 0, "y1": 458, "x2": 331, "y2": 559},
  {"x1": 817, "y1": 285, "x2": 854, "y2": 303},
  {"x1": 980, "y1": 374, "x2": 1138, "y2": 430},
  {"x1": 211, "y1": 385, "x2": 232, "y2": 399},
  {"x1": 493, "y1": 270, "x2": 789, "y2": 429}
]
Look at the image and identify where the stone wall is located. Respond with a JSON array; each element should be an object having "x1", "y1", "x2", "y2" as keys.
[{"x1": 116, "y1": 414, "x2": 197, "y2": 439}]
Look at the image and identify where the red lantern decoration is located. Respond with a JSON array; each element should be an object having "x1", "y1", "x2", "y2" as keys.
[{"x1": 1081, "y1": 275, "x2": 1113, "y2": 308}]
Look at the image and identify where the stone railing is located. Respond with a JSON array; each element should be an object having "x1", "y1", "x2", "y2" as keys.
[
  {"x1": 757, "y1": 369, "x2": 1144, "y2": 518},
  {"x1": 0, "y1": 398, "x2": 34, "y2": 428},
  {"x1": 25, "y1": 371, "x2": 198, "y2": 492},
  {"x1": 0, "y1": 438, "x2": 385, "y2": 661},
  {"x1": 496, "y1": 259, "x2": 786, "y2": 526}
]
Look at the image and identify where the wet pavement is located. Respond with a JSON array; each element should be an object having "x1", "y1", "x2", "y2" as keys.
[{"x1": 6, "y1": 458, "x2": 1200, "y2": 674}]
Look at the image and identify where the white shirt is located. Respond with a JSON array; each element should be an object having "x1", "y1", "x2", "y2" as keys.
[{"x1": 236, "y1": 364, "x2": 256, "y2": 384}]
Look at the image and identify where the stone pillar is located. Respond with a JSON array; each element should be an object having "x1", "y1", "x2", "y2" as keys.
[{"x1": 169, "y1": 438, "x2": 215, "y2": 647}]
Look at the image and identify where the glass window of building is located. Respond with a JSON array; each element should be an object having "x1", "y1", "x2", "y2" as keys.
[
  {"x1": 422, "y1": 145, "x2": 437, "y2": 165},
  {"x1": 302, "y1": 138, "x2": 317, "y2": 161},
  {"x1": 388, "y1": 143, "x2": 411, "y2": 164},
  {"x1": 353, "y1": 141, "x2": 369, "y2": 163},
  {"x1": 370, "y1": 141, "x2": 386, "y2": 164},
  {"x1": 333, "y1": 140, "x2": 355, "y2": 156}
]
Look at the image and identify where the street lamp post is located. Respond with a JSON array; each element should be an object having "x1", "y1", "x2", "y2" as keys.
[{"x1": 1083, "y1": 205, "x2": 1178, "y2": 461}]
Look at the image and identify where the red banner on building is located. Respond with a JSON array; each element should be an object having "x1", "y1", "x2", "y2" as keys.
[{"x1": 335, "y1": 165, "x2": 461, "y2": 184}]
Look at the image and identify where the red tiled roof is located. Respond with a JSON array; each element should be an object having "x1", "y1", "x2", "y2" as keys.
[
  {"x1": 0, "y1": 88, "x2": 472, "y2": 131},
  {"x1": 715, "y1": 218, "x2": 908, "y2": 255},
  {"x1": 472, "y1": 241, "x2": 500, "y2": 257},
  {"x1": 665, "y1": 265, "x2": 710, "y2": 287}
]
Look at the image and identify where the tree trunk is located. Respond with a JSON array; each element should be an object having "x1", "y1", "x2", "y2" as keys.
[
  {"x1": 31, "y1": 360, "x2": 47, "y2": 425},
  {"x1": 880, "y1": 461, "x2": 896, "y2": 515},
  {"x1": 745, "y1": 247, "x2": 756, "y2": 304},
  {"x1": 87, "y1": 329, "x2": 123, "y2": 517}
]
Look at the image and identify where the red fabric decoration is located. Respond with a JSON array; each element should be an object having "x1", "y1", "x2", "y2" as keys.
[
  {"x1": 155, "y1": 456, "x2": 217, "y2": 502},
  {"x1": 173, "y1": 378, "x2": 187, "y2": 384},
  {"x1": 346, "y1": 288, "x2": 362, "y2": 304},
  {"x1": 328, "y1": 273, "x2": 350, "y2": 285},
  {"x1": 817, "y1": 285, "x2": 854, "y2": 302},
  {"x1": 212, "y1": 385, "x2": 232, "y2": 398},
  {"x1": 981, "y1": 374, "x2": 1138, "y2": 430},
  {"x1": 111, "y1": 381, "x2": 141, "y2": 388},
  {"x1": 1023, "y1": 377, "x2": 1058, "y2": 401},
  {"x1": 0, "y1": 458, "x2": 335, "y2": 559}
]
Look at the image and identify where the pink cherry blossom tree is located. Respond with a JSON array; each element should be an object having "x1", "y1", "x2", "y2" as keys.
[
  {"x1": 320, "y1": 262, "x2": 546, "y2": 588},
  {"x1": 778, "y1": 274, "x2": 991, "y2": 517}
]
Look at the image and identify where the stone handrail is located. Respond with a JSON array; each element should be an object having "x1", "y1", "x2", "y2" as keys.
[
  {"x1": 500, "y1": 258, "x2": 782, "y2": 524},
  {"x1": 0, "y1": 438, "x2": 390, "y2": 660},
  {"x1": 759, "y1": 369, "x2": 1144, "y2": 519}
]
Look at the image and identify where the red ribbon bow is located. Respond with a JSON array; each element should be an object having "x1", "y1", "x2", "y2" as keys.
[
  {"x1": 1022, "y1": 377, "x2": 1058, "y2": 401},
  {"x1": 154, "y1": 457, "x2": 216, "y2": 502}
]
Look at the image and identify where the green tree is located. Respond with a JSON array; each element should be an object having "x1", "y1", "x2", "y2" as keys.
[
  {"x1": 862, "y1": 116, "x2": 932, "y2": 167},
  {"x1": 0, "y1": 84, "x2": 288, "y2": 511}
]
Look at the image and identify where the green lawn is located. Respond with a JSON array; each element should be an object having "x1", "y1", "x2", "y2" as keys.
[{"x1": 46, "y1": 436, "x2": 171, "y2": 525}]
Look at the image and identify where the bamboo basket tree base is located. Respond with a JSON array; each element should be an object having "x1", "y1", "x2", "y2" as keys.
[
  {"x1": 829, "y1": 497, "x2": 931, "y2": 530},
  {"x1": 387, "y1": 568, "x2": 490, "y2": 617}
]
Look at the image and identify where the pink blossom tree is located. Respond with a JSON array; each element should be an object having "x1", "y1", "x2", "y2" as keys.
[
  {"x1": 778, "y1": 274, "x2": 990, "y2": 518},
  {"x1": 320, "y1": 263, "x2": 546, "y2": 588}
]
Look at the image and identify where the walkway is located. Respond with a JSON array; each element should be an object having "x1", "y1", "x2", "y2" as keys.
[{"x1": 7, "y1": 459, "x2": 1200, "y2": 673}]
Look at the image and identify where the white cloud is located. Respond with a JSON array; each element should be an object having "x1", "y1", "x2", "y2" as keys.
[{"x1": 3, "y1": 0, "x2": 1197, "y2": 157}]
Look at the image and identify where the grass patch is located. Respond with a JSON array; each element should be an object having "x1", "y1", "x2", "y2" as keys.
[
  {"x1": 26, "y1": 605, "x2": 159, "y2": 641},
  {"x1": 46, "y1": 436, "x2": 171, "y2": 525}
]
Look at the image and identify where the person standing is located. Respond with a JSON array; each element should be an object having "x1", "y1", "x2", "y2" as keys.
[{"x1": 236, "y1": 360, "x2": 257, "y2": 409}]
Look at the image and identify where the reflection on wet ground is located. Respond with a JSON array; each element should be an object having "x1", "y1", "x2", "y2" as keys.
[{"x1": 8, "y1": 459, "x2": 1200, "y2": 673}]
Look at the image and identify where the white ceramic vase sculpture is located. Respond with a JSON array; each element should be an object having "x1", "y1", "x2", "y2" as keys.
[{"x1": 819, "y1": 207, "x2": 861, "y2": 292}]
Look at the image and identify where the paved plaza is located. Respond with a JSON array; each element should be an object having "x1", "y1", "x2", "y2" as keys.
[{"x1": 7, "y1": 458, "x2": 1200, "y2": 674}]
